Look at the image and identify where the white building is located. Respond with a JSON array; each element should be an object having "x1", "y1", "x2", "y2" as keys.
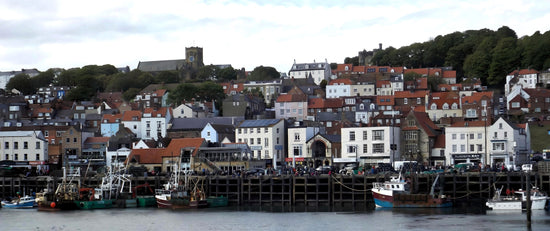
[
  {"x1": 505, "y1": 69, "x2": 539, "y2": 97},
  {"x1": 140, "y1": 107, "x2": 171, "y2": 140},
  {"x1": 326, "y1": 79, "x2": 352, "y2": 98},
  {"x1": 487, "y1": 117, "x2": 530, "y2": 169},
  {"x1": 0, "y1": 131, "x2": 49, "y2": 171},
  {"x1": 444, "y1": 121, "x2": 488, "y2": 165},
  {"x1": 287, "y1": 125, "x2": 322, "y2": 166},
  {"x1": 121, "y1": 110, "x2": 142, "y2": 138},
  {"x1": 243, "y1": 80, "x2": 282, "y2": 106},
  {"x1": 350, "y1": 82, "x2": 376, "y2": 97},
  {"x1": 288, "y1": 60, "x2": 331, "y2": 85},
  {"x1": 341, "y1": 126, "x2": 401, "y2": 165},
  {"x1": 235, "y1": 119, "x2": 285, "y2": 169}
]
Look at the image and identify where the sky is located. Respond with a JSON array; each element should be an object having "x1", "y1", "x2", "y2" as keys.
[{"x1": 1, "y1": 0, "x2": 549, "y2": 74}]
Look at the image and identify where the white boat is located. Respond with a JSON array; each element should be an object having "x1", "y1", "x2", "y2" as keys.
[{"x1": 486, "y1": 186, "x2": 548, "y2": 210}]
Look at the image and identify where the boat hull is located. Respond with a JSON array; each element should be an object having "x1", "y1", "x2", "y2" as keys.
[
  {"x1": 1, "y1": 200, "x2": 36, "y2": 209},
  {"x1": 75, "y1": 200, "x2": 114, "y2": 210},
  {"x1": 372, "y1": 191, "x2": 452, "y2": 208},
  {"x1": 207, "y1": 196, "x2": 228, "y2": 207},
  {"x1": 137, "y1": 197, "x2": 157, "y2": 207}
]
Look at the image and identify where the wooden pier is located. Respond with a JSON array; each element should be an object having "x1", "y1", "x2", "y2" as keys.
[{"x1": 2, "y1": 172, "x2": 549, "y2": 207}]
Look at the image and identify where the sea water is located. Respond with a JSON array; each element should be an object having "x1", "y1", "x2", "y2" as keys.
[{"x1": 1, "y1": 205, "x2": 550, "y2": 231}]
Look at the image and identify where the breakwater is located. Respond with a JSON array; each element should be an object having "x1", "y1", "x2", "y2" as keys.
[{"x1": 2, "y1": 172, "x2": 549, "y2": 207}]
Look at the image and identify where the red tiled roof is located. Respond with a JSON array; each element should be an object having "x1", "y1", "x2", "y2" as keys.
[
  {"x1": 404, "y1": 68, "x2": 442, "y2": 76},
  {"x1": 154, "y1": 89, "x2": 167, "y2": 96},
  {"x1": 450, "y1": 121, "x2": 487, "y2": 127},
  {"x1": 325, "y1": 98, "x2": 343, "y2": 108},
  {"x1": 164, "y1": 138, "x2": 205, "y2": 157},
  {"x1": 220, "y1": 82, "x2": 244, "y2": 95},
  {"x1": 84, "y1": 137, "x2": 110, "y2": 144},
  {"x1": 144, "y1": 107, "x2": 169, "y2": 117},
  {"x1": 308, "y1": 98, "x2": 324, "y2": 109},
  {"x1": 102, "y1": 114, "x2": 123, "y2": 123},
  {"x1": 376, "y1": 80, "x2": 390, "y2": 88},
  {"x1": 508, "y1": 69, "x2": 539, "y2": 76},
  {"x1": 127, "y1": 148, "x2": 165, "y2": 164},
  {"x1": 328, "y1": 79, "x2": 352, "y2": 85},
  {"x1": 442, "y1": 70, "x2": 456, "y2": 79},
  {"x1": 523, "y1": 88, "x2": 550, "y2": 97},
  {"x1": 394, "y1": 90, "x2": 429, "y2": 98},
  {"x1": 122, "y1": 110, "x2": 142, "y2": 121},
  {"x1": 462, "y1": 91, "x2": 493, "y2": 104},
  {"x1": 334, "y1": 64, "x2": 353, "y2": 72},
  {"x1": 377, "y1": 95, "x2": 394, "y2": 106}
]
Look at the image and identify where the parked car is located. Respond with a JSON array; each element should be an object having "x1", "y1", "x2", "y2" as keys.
[
  {"x1": 315, "y1": 166, "x2": 333, "y2": 174},
  {"x1": 522, "y1": 164, "x2": 533, "y2": 172},
  {"x1": 246, "y1": 168, "x2": 265, "y2": 176}
]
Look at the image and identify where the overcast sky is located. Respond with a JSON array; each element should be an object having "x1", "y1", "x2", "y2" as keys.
[{"x1": 1, "y1": 0, "x2": 549, "y2": 73}]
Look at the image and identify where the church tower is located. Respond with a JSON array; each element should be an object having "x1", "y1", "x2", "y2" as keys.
[{"x1": 185, "y1": 47, "x2": 204, "y2": 70}]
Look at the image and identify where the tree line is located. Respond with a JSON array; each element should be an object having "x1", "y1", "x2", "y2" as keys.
[
  {"x1": 347, "y1": 26, "x2": 550, "y2": 88},
  {"x1": 5, "y1": 64, "x2": 281, "y2": 106}
]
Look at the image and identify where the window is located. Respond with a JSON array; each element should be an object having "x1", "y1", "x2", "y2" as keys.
[
  {"x1": 294, "y1": 133, "x2": 300, "y2": 141},
  {"x1": 349, "y1": 131, "x2": 356, "y2": 141},
  {"x1": 404, "y1": 98, "x2": 408, "y2": 104},
  {"x1": 372, "y1": 130, "x2": 384, "y2": 140},
  {"x1": 14, "y1": 154, "x2": 18, "y2": 160},
  {"x1": 470, "y1": 145, "x2": 475, "y2": 152},
  {"x1": 250, "y1": 138, "x2": 254, "y2": 145},
  {"x1": 417, "y1": 98, "x2": 421, "y2": 104},
  {"x1": 238, "y1": 129, "x2": 242, "y2": 134},
  {"x1": 276, "y1": 128, "x2": 280, "y2": 133},
  {"x1": 257, "y1": 138, "x2": 261, "y2": 145},
  {"x1": 14, "y1": 142, "x2": 18, "y2": 149},
  {"x1": 373, "y1": 144, "x2": 384, "y2": 153},
  {"x1": 348, "y1": 146, "x2": 357, "y2": 153},
  {"x1": 493, "y1": 143, "x2": 505, "y2": 151},
  {"x1": 499, "y1": 123, "x2": 503, "y2": 129},
  {"x1": 4, "y1": 142, "x2": 8, "y2": 149},
  {"x1": 442, "y1": 103, "x2": 449, "y2": 109},
  {"x1": 460, "y1": 134, "x2": 465, "y2": 140},
  {"x1": 264, "y1": 128, "x2": 268, "y2": 133},
  {"x1": 363, "y1": 144, "x2": 368, "y2": 153},
  {"x1": 293, "y1": 146, "x2": 302, "y2": 156},
  {"x1": 24, "y1": 154, "x2": 28, "y2": 160},
  {"x1": 460, "y1": 145, "x2": 465, "y2": 152},
  {"x1": 363, "y1": 131, "x2": 368, "y2": 140},
  {"x1": 250, "y1": 128, "x2": 254, "y2": 134},
  {"x1": 452, "y1": 134, "x2": 457, "y2": 140},
  {"x1": 431, "y1": 103, "x2": 437, "y2": 110},
  {"x1": 477, "y1": 144, "x2": 483, "y2": 152},
  {"x1": 276, "y1": 137, "x2": 280, "y2": 144},
  {"x1": 511, "y1": 102, "x2": 520, "y2": 108},
  {"x1": 451, "y1": 103, "x2": 458, "y2": 109},
  {"x1": 207, "y1": 131, "x2": 211, "y2": 137},
  {"x1": 36, "y1": 142, "x2": 40, "y2": 149},
  {"x1": 478, "y1": 133, "x2": 482, "y2": 139},
  {"x1": 74, "y1": 138, "x2": 77, "y2": 142},
  {"x1": 265, "y1": 138, "x2": 269, "y2": 147},
  {"x1": 257, "y1": 128, "x2": 261, "y2": 133},
  {"x1": 5, "y1": 154, "x2": 8, "y2": 160},
  {"x1": 469, "y1": 134, "x2": 474, "y2": 139},
  {"x1": 494, "y1": 132, "x2": 497, "y2": 138},
  {"x1": 466, "y1": 109, "x2": 477, "y2": 117},
  {"x1": 23, "y1": 142, "x2": 28, "y2": 149},
  {"x1": 504, "y1": 132, "x2": 507, "y2": 138}
]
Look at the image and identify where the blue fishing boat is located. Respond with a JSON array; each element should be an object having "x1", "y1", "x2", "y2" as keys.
[{"x1": 1, "y1": 196, "x2": 36, "y2": 209}]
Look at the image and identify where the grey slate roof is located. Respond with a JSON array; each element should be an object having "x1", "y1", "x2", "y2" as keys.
[
  {"x1": 237, "y1": 119, "x2": 283, "y2": 128},
  {"x1": 169, "y1": 117, "x2": 244, "y2": 131},
  {"x1": 137, "y1": 59, "x2": 185, "y2": 72}
]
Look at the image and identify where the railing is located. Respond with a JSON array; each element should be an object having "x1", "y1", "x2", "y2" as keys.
[{"x1": 199, "y1": 157, "x2": 223, "y2": 172}]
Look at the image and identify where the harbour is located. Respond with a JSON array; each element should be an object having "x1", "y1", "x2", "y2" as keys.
[{"x1": 2, "y1": 171, "x2": 550, "y2": 207}]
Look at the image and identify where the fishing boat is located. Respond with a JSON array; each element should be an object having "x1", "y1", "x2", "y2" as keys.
[
  {"x1": 133, "y1": 183, "x2": 157, "y2": 207},
  {"x1": 486, "y1": 186, "x2": 548, "y2": 210},
  {"x1": 36, "y1": 167, "x2": 80, "y2": 211},
  {"x1": 74, "y1": 188, "x2": 114, "y2": 210},
  {"x1": 206, "y1": 195, "x2": 228, "y2": 208},
  {"x1": 372, "y1": 173, "x2": 452, "y2": 208},
  {"x1": 1, "y1": 195, "x2": 36, "y2": 209}
]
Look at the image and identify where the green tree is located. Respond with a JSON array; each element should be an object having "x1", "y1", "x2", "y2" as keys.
[
  {"x1": 197, "y1": 65, "x2": 219, "y2": 80},
  {"x1": 248, "y1": 66, "x2": 279, "y2": 81},
  {"x1": 122, "y1": 88, "x2": 141, "y2": 102},
  {"x1": 427, "y1": 75, "x2": 444, "y2": 92},
  {"x1": 31, "y1": 69, "x2": 55, "y2": 89},
  {"x1": 197, "y1": 81, "x2": 225, "y2": 103},
  {"x1": 217, "y1": 66, "x2": 237, "y2": 82},
  {"x1": 155, "y1": 71, "x2": 179, "y2": 83},
  {"x1": 167, "y1": 83, "x2": 198, "y2": 106},
  {"x1": 344, "y1": 56, "x2": 359, "y2": 66},
  {"x1": 319, "y1": 79, "x2": 328, "y2": 90},
  {"x1": 463, "y1": 37, "x2": 497, "y2": 84},
  {"x1": 404, "y1": 72, "x2": 422, "y2": 81},
  {"x1": 488, "y1": 37, "x2": 520, "y2": 86},
  {"x1": 55, "y1": 68, "x2": 80, "y2": 86},
  {"x1": 6, "y1": 73, "x2": 35, "y2": 95}
]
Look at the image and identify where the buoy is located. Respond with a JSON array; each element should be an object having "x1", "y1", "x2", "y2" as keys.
[{"x1": 50, "y1": 202, "x2": 56, "y2": 208}]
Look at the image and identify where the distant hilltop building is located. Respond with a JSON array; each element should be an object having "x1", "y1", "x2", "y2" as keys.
[
  {"x1": 358, "y1": 43, "x2": 383, "y2": 66},
  {"x1": 288, "y1": 59, "x2": 331, "y2": 85},
  {"x1": 137, "y1": 46, "x2": 204, "y2": 80},
  {"x1": 0, "y1": 69, "x2": 40, "y2": 90}
]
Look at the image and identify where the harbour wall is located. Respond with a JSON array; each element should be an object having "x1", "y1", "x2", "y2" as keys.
[{"x1": 2, "y1": 172, "x2": 549, "y2": 207}]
